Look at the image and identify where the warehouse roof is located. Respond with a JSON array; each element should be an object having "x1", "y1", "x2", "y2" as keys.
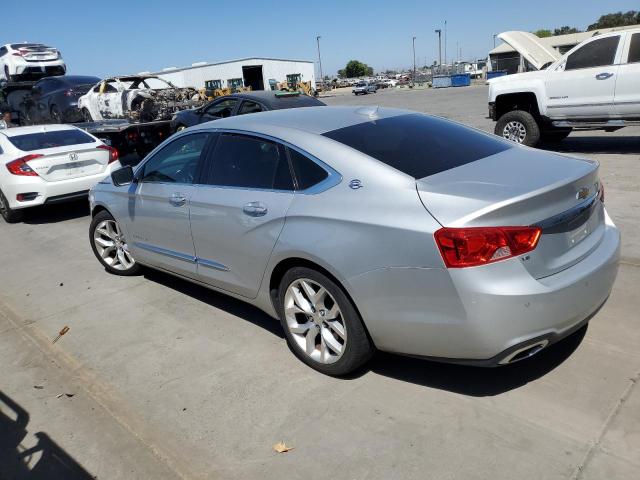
[
  {"x1": 490, "y1": 25, "x2": 639, "y2": 55},
  {"x1": 150, "y1": 57, "x2": 314, "y2": 75}
]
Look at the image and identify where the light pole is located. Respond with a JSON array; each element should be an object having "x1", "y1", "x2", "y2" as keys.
[
  {"x1": 316, "y1": 35, "x2": 324, "y2": 89},
  {"x1": 412, "y1": 36, "x2": 417, "y2": 85},
  {"x1": 435, "y1": 29, "x2": 442, "y2": 69},
  {"x1": 493, "y1": 34, "x2": 497, "y2": 48},
  {"x1": 444, "y1": 20, "x2": 447, "y2": 68}
]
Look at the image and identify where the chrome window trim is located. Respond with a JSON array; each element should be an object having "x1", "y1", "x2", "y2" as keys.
[
  {"x1": 197, "y1": 257, "x2": 230, "y2": 272},
  {"x1": 199, "y1": 127, "x2": 342, "y2": 195}
]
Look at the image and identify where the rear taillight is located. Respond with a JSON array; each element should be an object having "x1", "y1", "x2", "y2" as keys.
[
  {"x1": 6, "y1": 154, "x2": 43, "y2": 176},
  {"x1": 599, "y1": 182, "x2": 605, "y2": 203},
  {"x1": 434, "y1": 226, "x2": 541, "y2": 268},
  {"x1": 97, "y1": 144, "x2": 119, "y2": 164}
]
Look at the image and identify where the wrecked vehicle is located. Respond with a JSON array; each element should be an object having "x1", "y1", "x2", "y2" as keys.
[{"x1": 77, "y1": 76, "x2": 204, "y2": 122}]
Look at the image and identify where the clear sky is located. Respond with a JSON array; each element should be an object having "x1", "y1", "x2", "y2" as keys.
[{"x1": 4, "y1": 0, "x2": 639, "y2": 77}]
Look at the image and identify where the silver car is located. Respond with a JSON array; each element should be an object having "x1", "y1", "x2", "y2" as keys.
[{"x1": 88, "y1": 106, "x2": 620, "y2": 375}]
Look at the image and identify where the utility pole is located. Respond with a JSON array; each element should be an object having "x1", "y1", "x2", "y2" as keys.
[
  {"x1": 412, "y1": 36, "x2": 417, "y2": 85},
  {"x1": 435, "y1": 29, "x2": 442, "y2": 69},
  {"x1": 316, "y1": 35, "x2": 324, "y2": 87},
  {"x1": 493, "y1": 34, "x2": 497, "y2": 48},
  {"x1": 444, "y1": 20, "x2": 447, "y2": 68}
]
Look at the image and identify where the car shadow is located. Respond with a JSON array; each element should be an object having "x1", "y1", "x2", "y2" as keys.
[
  {"x1": 142, "y1": 268, "x2": 284, "y2": 339},
  {"x1": 540, "y1": 135, "x2": 640, "y2": 155},
  {"x1": 364, "y1": 325, "x2": 587, "y2": 396},
  {"x1": 0, "y1": 390, "x2": 94, "y2": 479},
  {"x1": 20, "y1": 199, "x2": 89, "y2": 225},
  {"x1": 142, "y1": 268, "x2": 587, "y2": 395}
]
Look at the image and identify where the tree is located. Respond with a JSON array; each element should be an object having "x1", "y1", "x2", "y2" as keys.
[
  {"x1": 534, "y1": 29, "x2": 553, "y2": 38},
  {"x1": 343, "y1": 60, "x2": 372, "y2": 78},
  {"x1": 588, "y1": 10, "x2": 639, "y2": 30},
  {"x1": 554, "y1": 26, "x2": 581, "y2": 35}
]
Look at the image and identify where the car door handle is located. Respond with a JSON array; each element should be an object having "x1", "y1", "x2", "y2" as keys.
[
  {"x1": 595, "y1": 72, "x2": 614, "y2": 80},
  {"x1": 169, "y1": 193, "x2": 187, "y2": 207},
  {"x1": 243, "y1": 201, "x2": 268, "y2": 217}
]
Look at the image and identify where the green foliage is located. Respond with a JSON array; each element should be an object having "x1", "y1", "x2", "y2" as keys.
[
  {"x1": 588, "y1": 10, "x2": 640, "y2": 30},
  {"x1": 534, "y1": 29, "x2": 553, "y2": 38},
  {"x1": 554, "y1": 26, "x2": 581, "y2": 35},
  {"x1": 343, "y1": 60, "x2": 372, "y2": 78}
]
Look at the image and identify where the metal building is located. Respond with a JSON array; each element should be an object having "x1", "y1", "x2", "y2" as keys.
[{"x1": 152, "y1": 57, "x2": 316, "y2": 91}]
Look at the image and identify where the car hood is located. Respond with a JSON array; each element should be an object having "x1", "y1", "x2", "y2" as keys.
[
  {"x1": 497, "y1": 31, "x2": 560, "y2": 71},
  {"x1": 487, "y1": 69, "x2": 548, "y2": 85}
]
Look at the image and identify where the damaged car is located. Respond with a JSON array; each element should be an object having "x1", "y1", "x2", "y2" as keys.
[{"x1": 77, "y1": 75, "x2": 204, "y2": 123}]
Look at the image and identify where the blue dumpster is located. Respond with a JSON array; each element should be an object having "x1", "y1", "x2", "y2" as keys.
[
  {"x1": 432, "y1": 75, "x2": 452, "y2": 88},
  {"x1": 450, "y1": 73, "x2": 471, "y2": 87},
  {"x1": 487, "y1": 70, "x2": 508, "y2": 80}
]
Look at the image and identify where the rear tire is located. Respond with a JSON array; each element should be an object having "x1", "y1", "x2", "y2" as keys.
[
  {"x1": 50, "y1": 104, "x2": 62, "y2": 123},
  {"x1": 495, "y1": 110, "x2": 541, "y2": 147},
  {"x1": 0, "y1": 189, "x2": 23, "y2": 223},
  {"x1": 89, "y1": 210, "x2": 141, "y2": 276},
  {"x1": 277, "y1": 267, "x2": 374, "y2": 376}
]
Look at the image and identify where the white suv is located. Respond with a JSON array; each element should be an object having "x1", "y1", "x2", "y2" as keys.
[
  {"x1": 489, "y1": 28, "x2": 640, "y2": 146},
  {"x1": 0, "y1": 43, "x2": 66, "y2": 82},
  {"x1": 0, "y1": 124, "x2": 120, "y2": 222}
]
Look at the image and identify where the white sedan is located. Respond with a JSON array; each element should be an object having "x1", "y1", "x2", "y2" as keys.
[{"x1": 0, "y1": 124, "x2": 121, "y2": 222}]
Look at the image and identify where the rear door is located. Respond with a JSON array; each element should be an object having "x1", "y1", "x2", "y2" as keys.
[
  {"x1": 189, "y1": 133, "x2": 295, "y2": 297},
  {"x1": 125, "y1": 132, "x2": 211, "y2": 277},
  {"x1": 614, "y1": 32, "x2": 640, "y2": 117},
  {"x1": 545, "y1": 35, "x2": 622, "y2": 118}
]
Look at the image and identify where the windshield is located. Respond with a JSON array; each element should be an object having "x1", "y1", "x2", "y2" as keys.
[
  {"x1": 356, "y1": 82, "x2": 367, "y2": 87},
  {"x1": 7, "y1": 130, "x2": 95, "y2": 151}
]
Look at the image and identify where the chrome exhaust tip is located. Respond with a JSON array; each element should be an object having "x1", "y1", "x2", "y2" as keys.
[{"x1": 499, "y1": 340, "x2": 549, "y2": 365}]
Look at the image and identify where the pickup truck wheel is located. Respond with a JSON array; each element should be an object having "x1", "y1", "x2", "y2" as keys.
[
  {"x1": 495, "y1": 110, "x2": 541, "y2": 147},
  {"x1": 541, "y1": 128, "x2": 572, "y2": 143}
]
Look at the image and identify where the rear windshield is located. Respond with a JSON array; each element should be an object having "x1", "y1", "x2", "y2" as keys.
[
  {"x1": 322, "y1": 113, "x2": 512, "y2": 178},
  {"x1": 271, "y1": 95, "x2": 325, "y2": 109},
  {"x1": 7, "y1": 130, "x2": 95, "y2": 151}
]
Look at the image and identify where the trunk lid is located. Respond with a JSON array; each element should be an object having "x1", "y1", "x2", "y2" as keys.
[
  {"x1": 417, "y1": 148, "x2": 604, "y2": 279},
  {"x1": 26, "y1": 145, "x2": 109, "y2": 181},
  {"x1": 19, "y1": 45, "x2": 59, "y2": 62},
  {"x1": 497, "y1": 31, "x2": 561, "y2": 70}
]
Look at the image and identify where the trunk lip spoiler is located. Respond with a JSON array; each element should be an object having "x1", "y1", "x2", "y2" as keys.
[{"x1": 534, "y1": 193, "x2": 599, "y2": 234}]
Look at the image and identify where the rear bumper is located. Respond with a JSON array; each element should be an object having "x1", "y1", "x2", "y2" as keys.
[
  {"x1": 9, "y1": 60, "x2": 66, "y2": 78},
  {"x1": 3, "y1": 162, "x2": 120, "y2": 210},
  {"x1": 347, "y1": 211, "x2": 620, "y2": 363}
]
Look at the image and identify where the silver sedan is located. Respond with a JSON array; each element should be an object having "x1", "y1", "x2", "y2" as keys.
[{"x1": 88, "y1": 106, "x2": 620, "y2": 375}]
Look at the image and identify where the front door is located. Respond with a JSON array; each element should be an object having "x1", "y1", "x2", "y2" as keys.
[
  {"x1": 190, "y1": 133, "x2": 295, "y2": 298},
  {"x1": 545, "y1": 34, "x2": 622, "y2": 119},
  {"x1": 125, "y1": 132, "x2": 211, "y2": 277}
]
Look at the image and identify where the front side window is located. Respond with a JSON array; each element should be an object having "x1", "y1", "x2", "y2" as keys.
[
  {"x1": 206, "y1": 134, "x2": 293, "y2": 190},
  {"x1": 139, "y1": 133, "x2": 209, "y2": 184},
  {"x1": 628, "y1": 33, "x2": 640, "y2": 63},
  {"x1": 205, "y1": 98, "x2": 237, "y2": 118},
  {"x1": 237, "y1": 101, "x2": 265, "y2": 115},
  {"x1": 565, "y1": 36, "x2": 620, "y2": 70}
]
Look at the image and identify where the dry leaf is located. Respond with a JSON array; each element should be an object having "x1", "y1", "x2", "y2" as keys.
[{"x1": 273, "y1": 441, "x2": 294, "y2": 453}]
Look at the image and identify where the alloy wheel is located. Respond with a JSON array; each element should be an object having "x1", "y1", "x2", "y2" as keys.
[
  {"x1": 284, "y1": 278, "x2": 347, "y2": 364},
  {"x1": 503, "y1": 121, "x2": 527, "y2": 143},
  {"x1": 93, "y1": 219, "x2": 135, "y2": 270}
]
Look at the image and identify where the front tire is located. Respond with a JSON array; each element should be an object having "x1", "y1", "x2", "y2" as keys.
[
  {"x1": 89, "y1": 210, "x2": 141, "y2": 276},
  {"x1": 81, "y1": 108, "x2": 93, "y2": 122},
  {"x1": 495, "y1": 110, "x2": 541, "y2": 147},
  {"x1": 0, "y1": 189, "x2": 23, "y2": 223},
  {"x1": 278, "y1": 267, "x2": 374, "y2": 375}
]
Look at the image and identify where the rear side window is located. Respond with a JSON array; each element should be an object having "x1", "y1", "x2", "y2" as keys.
[
  {"x1": 565, "y1": 36, "x2": 620, "y2": 70},
  {"x1": 7, "y1": 129, "x2": 95, "y2": 151},
  {"x1": 288, "y1": 148, "x2": 328, "y2": 189},
  {"x1": 206, "y1": 134, "x2": 293, "y2": 190},
  {"x1": 628, "y1": 33, "x2": 640, "y2": 63},
  {"x1": 322, "y1": 113, "x2": 511, "y2": 179}
]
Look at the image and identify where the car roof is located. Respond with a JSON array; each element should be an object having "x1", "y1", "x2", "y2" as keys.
[
  {"x1": 228, "y1": 90, "x2": 321, "y2": 106},
  {"x1": 36, "y1": 75, "x2": 100, "y2": 85},
  {"x1": 192, "y1": 105, "x2": 410, "y2": 136},
  {"x1": 0, "y1": 124, "x2": 83, "y2": 137}
]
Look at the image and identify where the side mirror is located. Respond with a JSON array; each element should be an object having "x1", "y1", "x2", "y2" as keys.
[{"x1": 111, "y1": 165, "x2": 134, "y2": 186}]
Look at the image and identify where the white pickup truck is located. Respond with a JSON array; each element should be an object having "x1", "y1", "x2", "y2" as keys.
[{"x1": 489, "y1": 28, "x2": 640, "y2": 146}]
